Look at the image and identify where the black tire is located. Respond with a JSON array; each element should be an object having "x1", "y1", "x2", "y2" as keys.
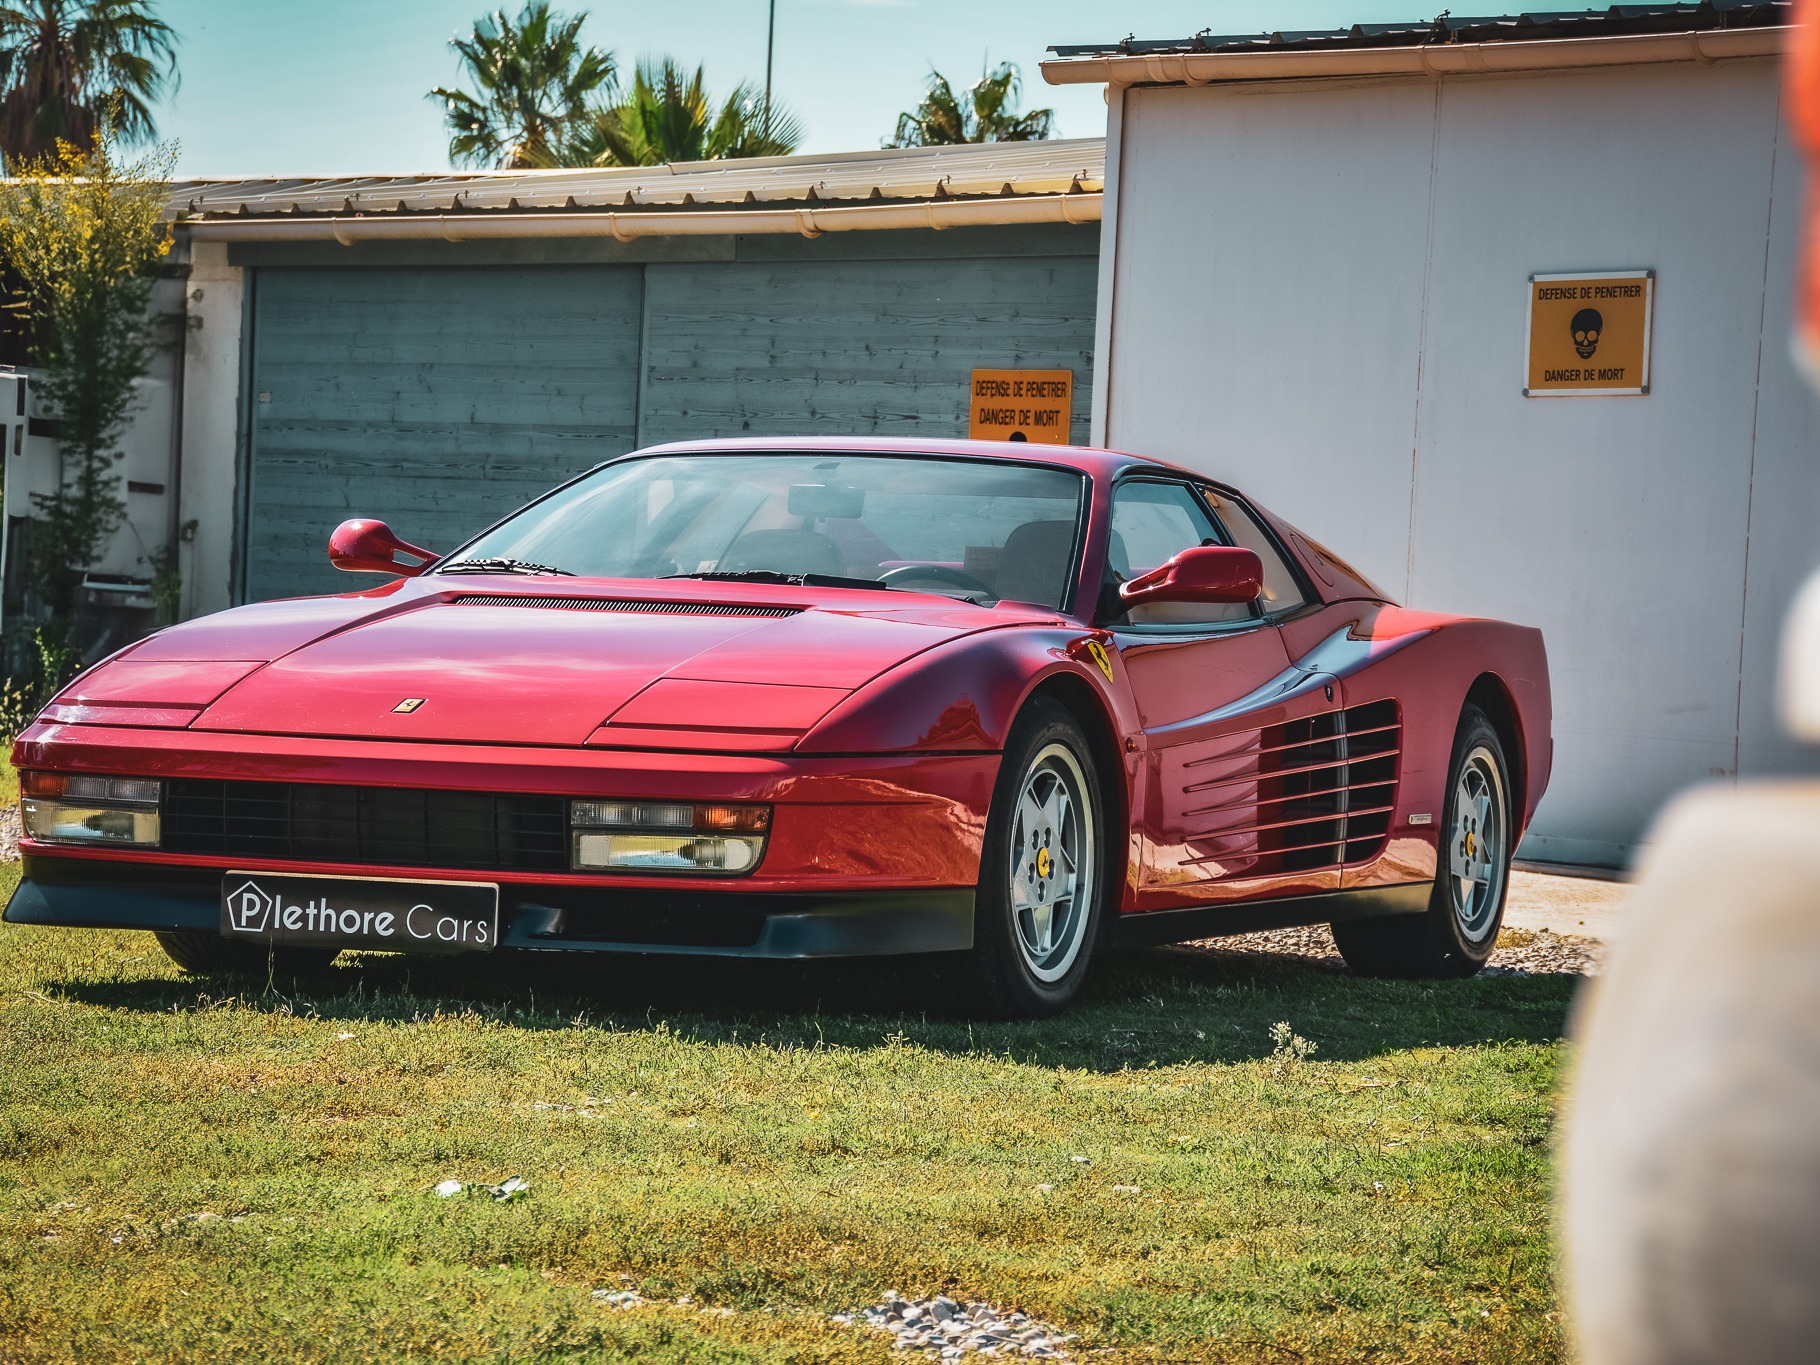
[
  {"x1": 1332, "y1": 703, "x2": 1513, "y2": 979},
  {"x1": 154, "y1": 931, "x2": 341, "y2": 981},
  {"x1": 948, "y1": 697, "x2": 1108, "y2": 1018}
]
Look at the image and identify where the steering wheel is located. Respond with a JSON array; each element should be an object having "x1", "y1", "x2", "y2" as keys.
[{"x1": 878, "y1": 563, "x2": 993, "y2": 595}]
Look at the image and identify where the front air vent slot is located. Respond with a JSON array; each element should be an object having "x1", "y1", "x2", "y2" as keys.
[{"x1": 452, "y1": 595, "x2": 798, "y2": 619}]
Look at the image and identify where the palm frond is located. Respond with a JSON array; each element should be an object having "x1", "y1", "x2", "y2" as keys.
[
  {"x1": 429, "y1": 1, "x2": 614, "y2": 169},
  {"x1": 0, "y1": 0, "x2": 177, "y2": 164},
  {"x1": 885, "y1": 59, "x2": 1052, "y2": 147}
]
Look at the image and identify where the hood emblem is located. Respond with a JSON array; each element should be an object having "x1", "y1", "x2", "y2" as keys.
[{"x1": 393, "y1": 698, "x2": 426, "y2": 714}]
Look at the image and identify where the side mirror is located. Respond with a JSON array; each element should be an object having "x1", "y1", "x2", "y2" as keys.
[
  {"x1": 1119, "y1": 545, "x2": 1262, "y2": 609},
  {"x1": 328, "y1": 519, "x2": 436, "y2": 577}
]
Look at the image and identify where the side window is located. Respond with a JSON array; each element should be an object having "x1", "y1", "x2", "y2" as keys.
[
  {"x1": 1107, "y1": 480, "x2": 1255, "y2": 628},
  {"x1": 1201, "y1": 490, "x2": 1311, "y2": 616}
]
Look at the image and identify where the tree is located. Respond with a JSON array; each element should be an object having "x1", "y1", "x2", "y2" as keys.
[
  {"x1": 430, "y1": 1, "x2": 613, "y2": 169},
  {"x1": 0, "y1": 0, "x2": 178, "y2": 167},
  {"x1": 885, "y1": 60, "x2": 1053, "y2": 148},
  {"x1": 0, "y1": 133, "x2": 173, "y2": 624},
  {"x1": 563, "y1": 57, "x2": 801, "y2": 168}
]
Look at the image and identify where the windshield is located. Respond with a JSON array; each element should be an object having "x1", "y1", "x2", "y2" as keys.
[{"x1": 445, "y1": 452, "x2": 1087, "y2": 608}]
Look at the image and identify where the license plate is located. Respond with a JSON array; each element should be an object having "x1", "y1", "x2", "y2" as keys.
[{"x1": 220, "y1": 872, "x2": 499, "y2": 954}]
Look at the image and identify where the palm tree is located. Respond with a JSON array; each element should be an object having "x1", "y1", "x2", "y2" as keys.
[
  {"x1": 429, "y1": 2, "x2": 614, "y2": 170},
  {"x1": 0, "y1": 0, "x2": 178, "y2": 167},
  {"x1": 885, "y1": 60, "x2": 1053, "y2": 148},
  {"x1": 564, "y1": 57, "x2": 801, "y2": 168}
]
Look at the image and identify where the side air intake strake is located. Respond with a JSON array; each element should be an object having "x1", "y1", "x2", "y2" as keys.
[
  {"x1": 452, "y1": 595, "x2": 798, "y2": 618},
  {"x1": 1177, "y1": 699, "x2": 1403, "y2": 878}
]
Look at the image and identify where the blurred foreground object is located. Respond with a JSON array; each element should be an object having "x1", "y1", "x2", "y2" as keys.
[
  {"x1": 1781, "y1": 569, "x2": 1820, "y2": 739},
  {"x1": 1563, "y1": 782, "x2": 1820, "y2": 1363},
  {"x1": 1565, "y1": 9, "x2": 1820, "y2": 1358}
]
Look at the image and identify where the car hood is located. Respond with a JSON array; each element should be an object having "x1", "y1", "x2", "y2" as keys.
[{"x1": 86, "y1": 577, "x2": 1053, "y2": 747}]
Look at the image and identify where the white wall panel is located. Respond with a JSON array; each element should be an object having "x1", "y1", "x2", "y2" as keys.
[
  {"x1": 1106, "y1": 79, "x2": 1438, "y2": 592},
  {"x1": 1100, "y1": 56, "x2": 1813, "y2": 867},
  {"x1": 179, "y1": 241, "x2": 245, "y2": 618},
  {"x1": 1413, "y1": 63, "x2": 1781, "y2": 863},
  {"x1": 1737, "y1": 118, "x2": 1820, "y2": 784}
]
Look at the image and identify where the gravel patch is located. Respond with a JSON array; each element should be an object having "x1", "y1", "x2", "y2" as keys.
[
  {"x1": 0, "y1": 804, "x2": 17, "y2": 862},
  {"x1": 1177, "y1": 922, "x2": 1603, "y2": 976},
  {"x1": 835, "y1": 1294, "x2": 1077, "y2": 1360}
]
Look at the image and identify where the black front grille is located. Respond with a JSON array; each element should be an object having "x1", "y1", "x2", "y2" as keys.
[{"x1": 163, "y1": 779, "x2": 568, "y2": 872}]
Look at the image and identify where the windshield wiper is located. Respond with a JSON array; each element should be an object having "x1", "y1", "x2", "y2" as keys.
[
  {"x1": 439, "y1": 556, "x2": 575, "y2": 577},
  {"x1": 663, "y1": 570, "x2": 890, "y2": 591}
]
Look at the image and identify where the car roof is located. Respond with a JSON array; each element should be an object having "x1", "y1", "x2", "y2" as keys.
[{"x1": 629, "y1": 435, "x2": 1203, "y2": 484}]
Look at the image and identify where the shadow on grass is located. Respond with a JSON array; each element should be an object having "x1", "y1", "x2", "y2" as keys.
[{"x1": 42, "y1": 933, "x2": 1582, "y2": 1071}]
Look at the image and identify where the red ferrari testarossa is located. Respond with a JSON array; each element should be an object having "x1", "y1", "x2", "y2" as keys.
[{"x1": 6, "y1": 438, "x2": 1550, "y2": 1015}]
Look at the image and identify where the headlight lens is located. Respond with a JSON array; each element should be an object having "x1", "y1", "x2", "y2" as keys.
[
  {"x1": 23, "y1": 802, "x2": 161, "y2": 845},
  {"x1": 569, "y1": 800, "x2": 769, "y2": 874},
  {"x1": 20, "y1": 771, "x2": 161, "y2": 847},
  {"x1": 573, "y1": 832, "x2": 763, "y2": 873}
]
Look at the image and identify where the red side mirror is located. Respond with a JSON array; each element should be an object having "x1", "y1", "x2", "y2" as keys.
[
  {"x1": 328, "y1": 519, "x2": 436, "y2": 577},
  {"x1": 1119, "y1": 545, "x2": 1262, "y2": 609}
]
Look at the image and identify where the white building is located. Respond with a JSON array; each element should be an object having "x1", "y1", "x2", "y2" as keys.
[{"x1": 1044, "y1": 2, "x2": 1808, "y2": 867}]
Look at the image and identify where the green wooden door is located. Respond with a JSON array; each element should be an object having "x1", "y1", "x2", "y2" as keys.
[{"x1": 242, "y1": 265, "x2": 642, "y2": 601}]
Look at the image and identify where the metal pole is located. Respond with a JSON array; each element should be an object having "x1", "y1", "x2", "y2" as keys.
[{"x1": 764, "y1": 0, "x2": 776, "y2": 134}]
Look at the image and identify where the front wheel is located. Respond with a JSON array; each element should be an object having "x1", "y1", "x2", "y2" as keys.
[
  {"x1": 1332, "y1": 703, "x2": 1513, "y2": 979},
  {"x1": 949, "y1": 697, "x2": 1107, "y2": 1017}
]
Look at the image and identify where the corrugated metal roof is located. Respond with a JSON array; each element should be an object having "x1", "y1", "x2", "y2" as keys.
[
  {"x1": 1048, "y1": 0, "x2": 1785, "y2": 60},
  {"x1": 172, "y1": 138, "x2": 1104, "y2": 221}
]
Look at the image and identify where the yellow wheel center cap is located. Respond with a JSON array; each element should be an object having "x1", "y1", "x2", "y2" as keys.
[
  {"x1": 1465, "y1": 832, "x2": 1476, "y2": 858},
  {"x1": 1036, "y1": 847, "x2": 1053, "y2": 879}
]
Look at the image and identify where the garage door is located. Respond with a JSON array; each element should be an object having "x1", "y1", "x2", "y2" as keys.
[
  {"x1": 638, "y1": 255, "x2": 1097, "y2": 445},
  {"x1": 242, "y1": 265, "x2": 642, "y2": 601}
]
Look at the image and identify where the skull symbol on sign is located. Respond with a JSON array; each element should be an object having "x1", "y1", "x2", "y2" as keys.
[{"x1": 1571, "y1": 308, "x2": 1604, "y2": 360}]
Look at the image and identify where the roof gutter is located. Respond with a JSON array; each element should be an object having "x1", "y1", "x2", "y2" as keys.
[
  {"x1": 181, "y1": 190, "x2": 1101, "y2": 244},
  {"x1": 1039, "y1": 24, "x2": 1779, "y2": 88}
]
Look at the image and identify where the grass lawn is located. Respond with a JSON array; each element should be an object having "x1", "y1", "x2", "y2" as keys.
[{"x1": 0, "y1": 853, "x2": 1577, "y2": 1364}]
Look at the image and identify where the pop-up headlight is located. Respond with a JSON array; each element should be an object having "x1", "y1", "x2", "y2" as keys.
[
  {"x1": 21, "y1": 771, "x2": 161, "y2": 847},
  {"x1": 570, "y1": 800, "x2": 769, "y2": 874}
]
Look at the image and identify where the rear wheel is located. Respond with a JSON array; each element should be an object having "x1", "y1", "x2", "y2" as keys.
[
  {"x1": 951, "y1": 697, "x2": 1107, "y2": 1017},
  {"x1": 154, "y1": 931, "x2": 341, "y2": 981},
  {"x1": 1332, "y1": 703, "x2": 1512, "y2": 978}
]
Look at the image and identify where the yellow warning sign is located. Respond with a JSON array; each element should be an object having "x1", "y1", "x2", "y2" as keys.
[
  {"x1": 1525, "y1": 270, "x2": 1654, "y2": 397},
  {"x1": 969, "y1": 369, "x2": 1073, "y2": 444}
]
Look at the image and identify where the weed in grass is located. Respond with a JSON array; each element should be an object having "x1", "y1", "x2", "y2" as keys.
[{"x1": 1267, "y1": 1020, "x2": 1319, "y2": 1072}]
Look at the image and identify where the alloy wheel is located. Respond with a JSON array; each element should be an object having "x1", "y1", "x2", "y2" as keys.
[
  {"x1": 1007, "y1": 742, "x2": 1096, "y2": 983},
  {"x1": 1449, "y1": 743, "x2": 1508, "y2": 943}
]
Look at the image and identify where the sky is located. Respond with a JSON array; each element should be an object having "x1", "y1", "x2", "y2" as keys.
[{"x1": 151, "y1": 0, "x2": 1435, "y2": 177}]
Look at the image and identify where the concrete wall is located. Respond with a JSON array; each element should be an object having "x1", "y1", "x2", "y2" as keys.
[
  {"x1": 1097, "y1": 55, "x2": 1819, "y2": 867},
  {"x1": 178, "y1": 240, "x2": 246, "y2": 619}
]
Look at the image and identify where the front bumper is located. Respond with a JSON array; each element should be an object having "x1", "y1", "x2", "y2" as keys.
[
  {"x1": 6, "y1": 856, "x2": 975, "y2": 958},
  {"x1": 5, "y1": 724, "x2": 997, "y2": 957}
]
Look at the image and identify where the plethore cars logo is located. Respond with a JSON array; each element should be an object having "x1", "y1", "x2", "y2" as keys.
[{"x1": 222, "y1": 874, "x2": 497, "y2": 952}]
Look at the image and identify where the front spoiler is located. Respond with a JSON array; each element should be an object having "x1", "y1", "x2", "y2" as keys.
[{"x1": 4, "y1": 856, "x2": 975, "y2": 959}]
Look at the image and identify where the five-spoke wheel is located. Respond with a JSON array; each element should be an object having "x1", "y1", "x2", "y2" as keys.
[
  {"x1": 1007, "y1": 742, "x2": 1096, "y2": 984},
  {"x1": 1447, "y1": 743, "x2": 1508, "y2": 946},
  {"x1": 955, "y1": 696, "x2": 1106, "y2": 1016}
]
